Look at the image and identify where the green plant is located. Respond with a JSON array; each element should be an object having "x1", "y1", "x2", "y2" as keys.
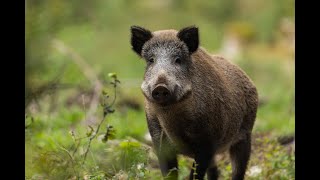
[{"x1": 81, "y1": 72, "x2": 120, "y2": 164}]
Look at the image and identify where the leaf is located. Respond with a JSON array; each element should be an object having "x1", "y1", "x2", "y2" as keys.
[
  {"x1": 86, "y1": 125, "x2": 94, "y2": 137},
  {"x1": 104, "y1": 107, "x2": 115, "y2": 117},
  {"x1": 102, "y1": 89, "x2": 108, "y2": 95},
  {"x1": 119, "y1": 141, "x2": 141, "y2": 148},
  {"x1": 107, "y1": 108, "x2": 115, "y2": 113},
  {"x1": 108, "y1": 72, "x2": 117, "y2": 79},
  {"x1": 102, "y1": 125, "x2": 116, "y2": 143}
]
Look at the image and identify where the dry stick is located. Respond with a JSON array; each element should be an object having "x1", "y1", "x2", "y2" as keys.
[{"x1": 52, "y1": 39, "x2": 103, "y2": 121}]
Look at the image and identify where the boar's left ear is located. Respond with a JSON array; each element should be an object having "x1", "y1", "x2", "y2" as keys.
[
  {"x1": 130, "y1": 26, "x2": 153, "y2": 56},
  {"x1": 177, "y1": 26, "x2": 199, "y2": 54}
]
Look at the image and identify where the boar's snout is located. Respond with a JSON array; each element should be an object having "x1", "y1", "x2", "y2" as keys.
[{"x1": 151, "y1": 84, "x2": 172, "y2": 104}]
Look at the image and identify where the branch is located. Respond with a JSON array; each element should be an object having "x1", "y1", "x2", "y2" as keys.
[
  {"x1": 51, "y1": 39, "x2": 103, "y2": 120},
  {"x1": 82, "y1": 116, "x2": 107, "y2": 165}
]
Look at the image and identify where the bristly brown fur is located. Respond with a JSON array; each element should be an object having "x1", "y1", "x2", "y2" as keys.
[{"x1": 130, "y1": 26, "x2": 258, "y2": 180}]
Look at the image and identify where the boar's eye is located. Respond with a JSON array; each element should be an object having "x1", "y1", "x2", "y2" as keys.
[
  {"x1": 175, "y1": 57, "x2": 181, "y2": 64},
  {"x1": 147, "y1": 57, "x2": 154, "y2": 64}
]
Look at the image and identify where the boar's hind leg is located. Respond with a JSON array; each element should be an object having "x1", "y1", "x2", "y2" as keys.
[
  {"x1": 147, "y1": 117, "x2": 178, "y2": 180},
  {"x1": 229, "y1": 134, "x2": 251, "y2": 180}
]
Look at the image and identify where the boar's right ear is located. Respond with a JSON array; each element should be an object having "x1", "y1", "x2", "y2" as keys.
[
  {"x1": 130, "y1": 26, "x2": 153, "y2": 56},
  {"x1": 177, "y1": 26, "x2": 199, "y2": 54}
]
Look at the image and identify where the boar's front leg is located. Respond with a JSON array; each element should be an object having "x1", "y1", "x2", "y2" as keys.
[
  {"x1": 189, "y1": 146, "x2": 215, "y2": 180},
  {"x1": 146, "y1": 115, "x2": 178, "y2": 180}
]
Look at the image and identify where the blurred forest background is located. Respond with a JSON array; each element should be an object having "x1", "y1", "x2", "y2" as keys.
[{"x1": 25, "y1": 0, "x2": 295, "y2": 179}]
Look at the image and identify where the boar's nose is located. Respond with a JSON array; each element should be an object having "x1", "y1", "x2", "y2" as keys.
[{"x1": 152, "y1": 84, "x2": 171, "y2": 103}]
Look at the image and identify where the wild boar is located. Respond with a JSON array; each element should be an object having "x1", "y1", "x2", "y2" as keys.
[{"x1": 130, "y1": 25, "x2": 258, "y2": 180}]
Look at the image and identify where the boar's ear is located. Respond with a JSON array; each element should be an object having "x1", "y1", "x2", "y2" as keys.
[
  {"x1": 177, "y1": 26, "x2": 199, "y2": 54},
  {"x1": 130, "y1": 26, "x2": 153, "y2": 55}
]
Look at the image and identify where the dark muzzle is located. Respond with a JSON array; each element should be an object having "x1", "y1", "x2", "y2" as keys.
[{"x1": 152, "y1": 84, "x2": 172, "y2": 104}]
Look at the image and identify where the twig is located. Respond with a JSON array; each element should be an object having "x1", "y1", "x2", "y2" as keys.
[
  {"x1": 58, "y1": 145, "x2": 75, "y2": 162},
  {"x1": 82, "y1": 116, "x2": 107, "y2": 164},
  {"x1": 72, "y1": 139, "x2": 81, "y2": 157},
  {"x1": 110, "y1": 82, "x2": 117, "y2": 107}
]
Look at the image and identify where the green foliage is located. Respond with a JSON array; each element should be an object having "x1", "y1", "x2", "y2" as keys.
[
  {"x1": 258, "y1": 138, "x2": 295, "y2": 179},
  {"x1": 117, "y1": 141, "x2": 148, "y2": 171},
  {"x1": 250, "y1": 137, "x2": 294, "y2": 179},
  {"x1": 25, "y1": 74, "x2": 122, "y2": 179},
  {"x1": 216, "y1": 134, "x2": 295, "y2": 180}
]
